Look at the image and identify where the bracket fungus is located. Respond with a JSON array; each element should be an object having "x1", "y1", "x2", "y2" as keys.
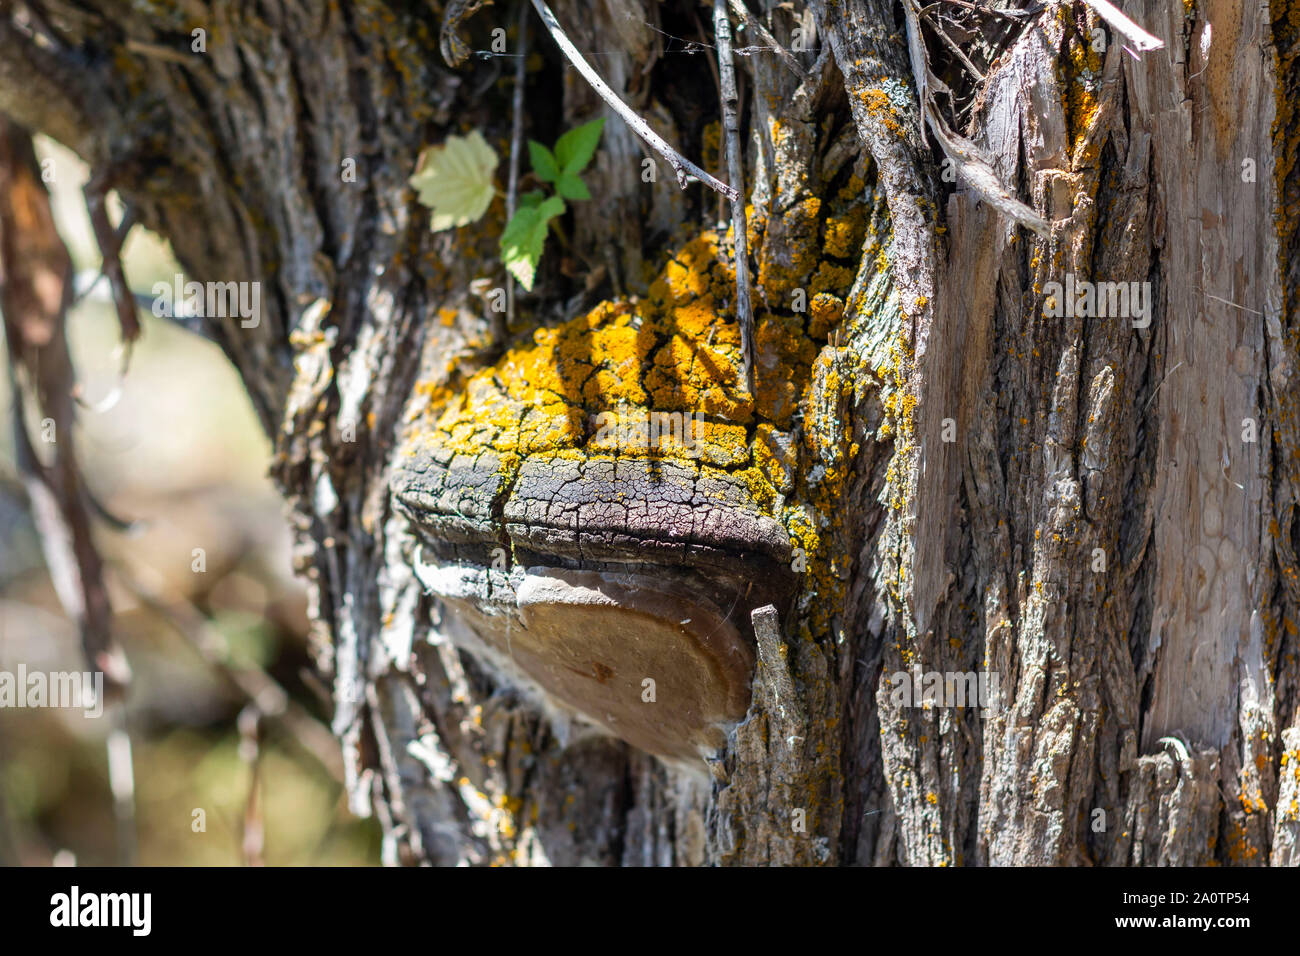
[
  {"x1": 397, "y1": 447, "x2": 795, "y2": 766},
  {"x1": 393, "y1": 282, "x2": 803, "y2": 767}
]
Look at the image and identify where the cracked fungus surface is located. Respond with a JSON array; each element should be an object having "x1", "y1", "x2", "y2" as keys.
[{"x1": 399, "y1": 215, "x2": 870, "y2": 569}]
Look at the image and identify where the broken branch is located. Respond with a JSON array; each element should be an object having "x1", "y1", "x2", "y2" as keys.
[
  {"x1": 727, "y1": 0, "x2": 808, "y2": 79},
  {"x1": 529, "y1": 0, "x2": 738, "y2": 201},
  {"x1": 901, "y1": 0, "x2": 1052, "y2": 237},
  {"x1": 504, "y1": 0, "x2": 528, "y2": 339},
  {"x1": 1080, "y1": 0, "x2": 1164, "y2": 53},
  {"x1": 713, "y1": 0, "x2": 755, "y2": 394}
]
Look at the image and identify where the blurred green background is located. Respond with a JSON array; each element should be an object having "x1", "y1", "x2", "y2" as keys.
[{"x1": 0, "y1": 138, "x2": 380, "y2": 865}]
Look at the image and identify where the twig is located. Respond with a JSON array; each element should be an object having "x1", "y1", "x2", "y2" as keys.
[
  {"x1": 0, "y1": 119, "x2": 131, "y2": 692},
  {"x1": 713, "y1": 0, "x2": 755, "y2": 394},
  {"x1": 727, "y1": 0, "x2": 808, "y2": 78},
  {"x1": 1142, "y1": 361, "x2": 1182, "y2": 412},
  {"x1": 80, "y1": 184, "x2": 139, "y2": 411},
  {"x1": 84, "y1": 179, "x2": 141, "y2": 350},
  {"x1": 72, "y1": 208, "x2": 136, "y2": 307},
  {"x1": 113, "y1": 557, "x2": 346, "y2": 782},
  {"x1": 504, "y1": 0, "x2": 527, "y2": 341},
  {"x1": 106, "y1": 704, "x2": 137, "y2": 865},
  {"x1": 1079, "y1": 0, "x2": 1164, "y2": 53},
  {"x1": 1200, "y1": 290, "x2": 1263, "y2": 315},
  {"x1": 921, "y1": 7, "x2": 985, "y2": 82},
  {"x1": 927, "y1": 0, "x2": 1040, "y2": 20},
  {"x1": 123, "y1": 38, "x2": 199, "y2": 66},
  {"x1": 685, "y1": 3, "x2": 724, "y2": 224},
  {"x1": 529, "y1": 0, "x2": 738, "y2": 201},
  {"x1": 238, "y1": 705, "x2": 265, "y2": 867}
]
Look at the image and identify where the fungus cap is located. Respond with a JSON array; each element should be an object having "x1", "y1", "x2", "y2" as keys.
[{"x1": 417, "y1": 562, "x2": 755, "y2": 761}]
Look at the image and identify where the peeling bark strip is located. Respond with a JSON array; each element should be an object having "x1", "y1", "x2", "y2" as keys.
[{"x1": 3, "y1": 0, "x2": 1300, "y2": 866}]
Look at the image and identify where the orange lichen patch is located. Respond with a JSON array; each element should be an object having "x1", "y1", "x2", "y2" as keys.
[
  {"x1": 768, "y1": 116, "x2": 791, "y2": 151},
  {"x1": 656, "y1": 234, "x2": 721, "y2": 302},
  {"x1": 1060, "y1": 8, "x2": 1103, "y2": 156},
  {"x1": 757, "y1": 197, "x2": 823, "y2": 296},
  {"x1": 753, "y1": 424, "x2": 796, "y2": 495},
  {"x1": 410, "y1": 224, "x2": 858, "y2": 524},
  {"x1": 1224, "y1": 817, "x2": 1262, "y2": 863},
  {"x1": 823, "y1": 208, "x2": 868, "y2": 259},
  {"x1": 585, "y1": 412, "x2": 750, "y2": 469},
  {"x1": 783, "y1": 338, "x2": 869, "y2": 640},
  {"x1": 838, "y1": 171, "x2": 868, "y2": 202},
  {"x1": 1281, "y1": 748, "x2": 1300, "y2": 821},
  {"x1": 809, "y1": 261, "x2": 856, "y2": 295},
  {"x1": 876, "y1": 330, "x2": 915, "y2": 443},
  {"x1": 755, "y1": 310, "x2": 818, "y2": 422},
  {"x1": 783, "y1": 504, "x2": 820, "y2": 567},
  {"x1": 808, "y1": 293, "x2": 846, "y2": 339},
  {"x1": 857, "y1": 85, "x2": 907, "y2": 139}
]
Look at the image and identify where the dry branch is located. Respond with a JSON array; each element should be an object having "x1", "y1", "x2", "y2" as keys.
[
  {"x1": 530, "y1": 0, "x2": 738, "y2": 201},
  {"x1": 713, "y1": 0, "x2": 755, "y2": 393},
  {"x1": 727, "y1": 0, "x2": 808, "y2": 78}
]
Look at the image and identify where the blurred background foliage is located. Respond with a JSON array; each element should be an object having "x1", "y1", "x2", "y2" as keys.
[{"x1": 0, "y1": 138, "x2": 380, "y2": 865}]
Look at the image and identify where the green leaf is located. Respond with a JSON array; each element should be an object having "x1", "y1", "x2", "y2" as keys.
[
  {"x1": 555, "y1": 171, "x2": 591, "y2": 201},
  {"x1": 500, "y1": 195, "x2": 565, "y2": 291},
  {"x1": 554, "y1": 118, "x2": 605, "y2": 175},
  {"x1": 519, "y1": 190, "x2": 546, "y2": 209},
  {"x1": 537, "y1": 195, "x2": 565, "y2": 220},
  {"x1": 528, "y1": 140, "x2": 559, "y2": 183},
  {"x1": 408, "y1": 130, "x2": 499, "y2": 231}
]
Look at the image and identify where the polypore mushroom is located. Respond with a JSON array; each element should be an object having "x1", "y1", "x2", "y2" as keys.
[
  {"x1": 393, "y1": 295, "x2": 798, "y2": 768},
  {"x1": 395, "y1": 450, "x2": 795, "y2": 768}
]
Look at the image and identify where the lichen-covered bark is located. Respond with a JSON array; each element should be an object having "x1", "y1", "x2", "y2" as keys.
[{"x1": 4, "y1": 0, "x2": 1299, "y2": 866}]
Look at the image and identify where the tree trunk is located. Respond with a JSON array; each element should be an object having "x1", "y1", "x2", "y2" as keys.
[{"x1": 4, "y1": 0, "x2": 1298, "y2": 866}]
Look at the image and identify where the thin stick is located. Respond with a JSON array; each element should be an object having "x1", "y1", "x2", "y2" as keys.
[
  {"x1": 1200, "y1": 289, "x2": 1263, "y2": 315},
  {"x1": 114, "y1": 558, "x2": 346, "y2": 782},
  {"x1": 504, "y1": 0, "x2": 528, "y2": 341},
  {"x1": 238, "y1": 705, "x2": 265, "y2": 867},
  {"x1": 106, "y1": 705, "x2": 137, "y2": 865},
  {"x1": 529, "y1": 0, "x2": 737, "y2": 201},
  {"x1": 685, "y1": 2, "x2": 724, "y2": 225},
  {"x1": 1079, "y1": 0, "x2": 1164, "y2": 52},
  {"x1": 123, "y1": 38, "x2": 198, "y2": 66},
  {"x1": 1143, "y1": 362, "x2": 1182, "y2": 412},
  {"x1": 713, "y1": 0, "x2": 754, "y2": 394},
  {"x1": 926, "y1": 0, "x2": 1038, "y2": 21},
  {"x1": 727, "y1": 0, "x2": 807, "y2": 79},
  {"x1": 84, "y1": 179, "x2": 141, "y2": 348},
  {"x1": 921, "y1": 7, "x2": 985, "y2": 81}
]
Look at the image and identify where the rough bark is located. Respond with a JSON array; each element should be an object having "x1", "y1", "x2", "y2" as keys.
[{"x1": 4, "y1": 0, "x2": 1299, "y2": 866}]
